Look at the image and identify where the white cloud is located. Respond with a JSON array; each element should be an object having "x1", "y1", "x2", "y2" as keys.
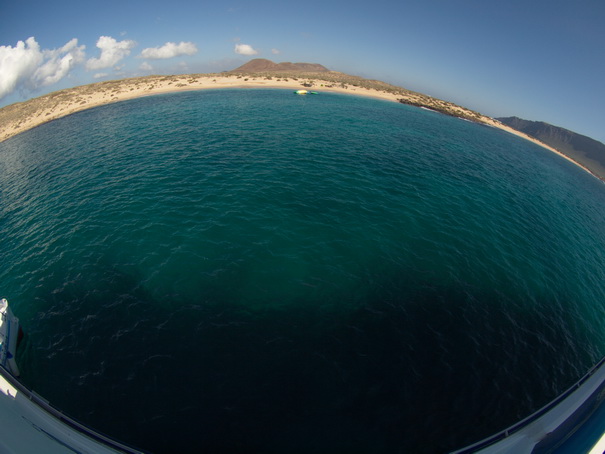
[
  {"x1": 139, "y1": 61, "x2": 153, "y2": 71},
  {"x1": 234, "y1": 43, "x2": 258, "y2": 56},
  {"x1": 86, "y1": 36, "x2": 136, "y2": 70},
  {"x1": 140, "y1": 41, "x2": 197, "y2": 59},
  {"x1": 34, "y1": 38, "x2": 85, "y2": 86},
  {"x1": 93, "y1": 72, "x2": 109, "y2": 79},
  {"x1": 0, "y1": 37, "x2": 85, "y2": 100},
  {"x1": 271, "y1": 48, "x2": 280, "y2": 55},
  {"x1": 0, "y1": 38, "x2": 42, "y2": 98}
]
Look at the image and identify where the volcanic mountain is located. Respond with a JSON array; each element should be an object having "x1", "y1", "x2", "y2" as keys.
[
  {"x1": 230, "y1": 58, "x2": 329, "y2": 73},
  {"x1": 497, "y1": 116, "x2": 605, "y2": 178}
]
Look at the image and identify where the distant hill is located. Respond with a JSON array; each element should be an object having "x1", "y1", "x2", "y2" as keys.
[
  {"x1": 497, "y1": 116, "x2": 605, "y2": 179},
  {"x1": 226, "y1": 59, "x2": 492, "y2": 123},
  {"x1": 230, "y1": 58, "x2": 329, "y2": 73}
]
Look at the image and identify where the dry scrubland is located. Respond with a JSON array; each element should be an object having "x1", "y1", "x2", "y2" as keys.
[
  {"x1": 0, "y1": 71, "x2": 591, "y2": 179},
  {"x1": 0, "y1": 71, "x2": 495, "y2": 142}
]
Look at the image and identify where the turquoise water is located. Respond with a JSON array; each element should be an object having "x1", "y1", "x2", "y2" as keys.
[{"x1": 2, "y1": 89, "x2": 605, "y2": 453}]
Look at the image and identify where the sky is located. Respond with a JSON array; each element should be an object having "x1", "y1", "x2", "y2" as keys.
[{"x1": 1, "y1": 0, "x2": 604, "y2": 143}]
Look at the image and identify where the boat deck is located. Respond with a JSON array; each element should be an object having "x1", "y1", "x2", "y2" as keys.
[{"x1": 0, "y1": 365, "x2": 145, "y2": 454}]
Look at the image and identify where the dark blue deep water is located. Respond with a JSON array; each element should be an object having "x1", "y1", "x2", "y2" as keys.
[{"x1": 1, "y1": 89, "x2": 605, "y2": 453}]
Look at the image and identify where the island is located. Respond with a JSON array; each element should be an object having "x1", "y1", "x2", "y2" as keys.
[{"x1": 0, "y1": 59, "x2": 599, "y2": 181}]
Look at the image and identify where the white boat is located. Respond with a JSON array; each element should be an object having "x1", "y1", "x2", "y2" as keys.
[
  {"x1": 0, "y1": 298, "x2": 21, "y2": 376},
  {"x1": 450, "y1": 355, "x2": 605, "y2": 453},
  {"x1": 0, "y1": 298, "x2": 146, "y2": 453},
  {"x1": 3, "y1": 295, "x2": 605, "y2": 453}
]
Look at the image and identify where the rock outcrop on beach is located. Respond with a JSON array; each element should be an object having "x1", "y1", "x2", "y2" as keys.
[
  {"x1": 497, "y1": 116, "x2": 605, "y2": 178},
  {"x1": 230, "y1": 58, "x2": 329, "y2": 73}
]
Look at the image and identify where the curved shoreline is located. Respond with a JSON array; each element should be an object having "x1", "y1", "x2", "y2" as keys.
[
  {"x1": 1, "y1": 74, "x2": 404, "y2": 144},
  {"x1": 0, "y1": 73, "x2": 598, "y2": 181}
]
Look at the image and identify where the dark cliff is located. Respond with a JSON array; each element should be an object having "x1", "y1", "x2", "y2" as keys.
[{"x1": 497, "y1": 116, "x2": 605, "y2": 178}]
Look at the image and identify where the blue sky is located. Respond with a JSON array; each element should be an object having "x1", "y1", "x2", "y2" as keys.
[{"x1": 1, "y1": 0, "x2": 604, "y2": 142}]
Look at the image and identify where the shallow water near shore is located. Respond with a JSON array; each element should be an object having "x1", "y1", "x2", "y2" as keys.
[{"x1": 2, "y1": 89, "x2": 605, "y2": 453}]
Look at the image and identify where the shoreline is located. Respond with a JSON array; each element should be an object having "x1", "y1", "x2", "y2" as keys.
[
  {"x1": 0, "y1": 73, "x2": 598, "y2": 181},
  {"x1": 0, "y1": 74, "x2": 405, "y2": 144}
]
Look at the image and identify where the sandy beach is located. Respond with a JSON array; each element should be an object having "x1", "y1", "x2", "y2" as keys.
[
  {"x1": 0, "y1": 73, "x2": 596, "y2": 180},
  {"x1": 0, "y1": 74, "x2": 403, "y2": 143}
]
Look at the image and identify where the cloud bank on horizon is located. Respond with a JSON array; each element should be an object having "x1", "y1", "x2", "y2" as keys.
[
  {"x1": 0, "y1": 37, "x2": 85, "y2": 99},
  {"x1": 0, "y1": 33, "x2": 265, "y2": 101},
  {"x1": 0, "y1": 36, "x2": 214, "y2": 101}
]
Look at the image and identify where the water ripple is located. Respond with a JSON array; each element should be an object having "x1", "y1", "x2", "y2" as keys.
[{"x1": 1, "y1": 90, "x2": 605, "y2": 453}]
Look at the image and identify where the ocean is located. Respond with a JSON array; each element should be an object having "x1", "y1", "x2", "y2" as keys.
[{"x1": 1, "y1": 88, "x2": 605, "y2": 453}]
